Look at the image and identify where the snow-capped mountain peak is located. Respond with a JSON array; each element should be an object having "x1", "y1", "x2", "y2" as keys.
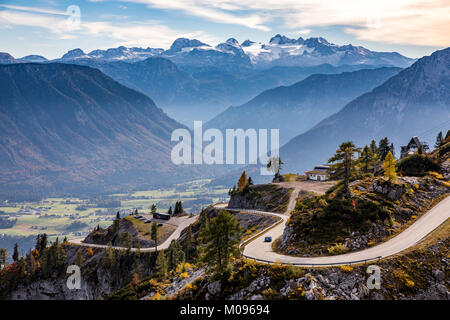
[{"x1": 19, "y1": 34, "x2": 414, "y2": 69}]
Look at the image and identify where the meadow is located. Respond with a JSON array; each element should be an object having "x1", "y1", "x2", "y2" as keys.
[{"x1": 0, "y1": 179, "x2": 229, "y2": 244}]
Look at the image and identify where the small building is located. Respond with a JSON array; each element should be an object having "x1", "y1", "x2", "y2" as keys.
[
  {"x1": 400, "y1": 136, "x2": 429, "y2": 159},
  {"x1": 153, "y1": 212, "x2": 171, "y2": 220},
  {"x1": 305, "y1": 165, "x2": 330, "y2": 181}
]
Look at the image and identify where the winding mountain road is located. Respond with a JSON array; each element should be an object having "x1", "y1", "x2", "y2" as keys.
[
  {"x1": 226, "y1": 187, "x2": 450, "y2": 267},
  {"x1": 69, "y1": 181, "x2": 449, "y2": 267},
  {"x1": 69, "y1": 215, "x2": 198, "y2": 252}
]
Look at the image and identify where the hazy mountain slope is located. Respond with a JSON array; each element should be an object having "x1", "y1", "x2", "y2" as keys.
[
  {"x1": 71, "y1": 57, "x2": 386, "y2": 125},
  {"x1": 280, "y1": 47, "x2": 450, "y2": 174},
  {"x1": 0, "y1": 63, "x2": 193, "y2": 198},
  {"x1": 206, "y1": 67, "x2": 402, "y2": 144}
]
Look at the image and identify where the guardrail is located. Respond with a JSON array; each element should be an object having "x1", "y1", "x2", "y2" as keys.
[{"x1": 242, "y1": 254, "x2": 383, "y2": 267}]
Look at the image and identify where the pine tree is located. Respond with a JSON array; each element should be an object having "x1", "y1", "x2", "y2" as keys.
[
  {"x1": 0, "y1": 248, "x2": 7, "y2": 267},
  {"x1": 435, "y1": 131, "x2": 443, "y2": 148},
  {"x1": 390, "y1": 143, "x2": 395, "y2": 157},
  {"x1": 116, "y1": 211, "x2": 121, "y2": 219},
  {"x1": 167, "y1": 206, "x2": 173, "y2": 215},
  {"x1": 328, "y1": 142, "x2": 361, "y2": 198},
  {"x1": 167, "y1": 240, "x2": 185, "y2": 271},
  {"x1": 359, "y1": 145, "x2": 376, "y2": 173},
  {"x1": 198, "y1": 210, "x2": 241, "y2": 275},
  {"x1": 184, "y1": 225, "x2": 193, "y2": 261},
  {"x1": 55, "y1": 243, "x2": 66, "y2": 272},
  {"x1": 267, "y1": 156, "x2": 283, "y2": 175},
  {"x1": 156, "y1": 250, "x2": 167, "y2": 277},
  {"x1": 237, "y1": 171, "x2": 249, "y2": 192},
  {"x1": 102, "y1": 242, "x2": 116, "y2": 270},
  {"x1": 370, "y1": 140, "x2": 378, "y2": 155},
  {"x1": 248, "y1": 177, "x2": 254, "y2": 185},
  {"x1": 112, "y1": 214, "x2": 121, "y2": 240},
  {"x1": 383, "y1": 151, "x2": 397, "y2": 182},
  {"x1": 36, "y1": 233, "x2": 48, "y2": 252},
  {"x1": 151, "y1": 223, "x2": 158, "y2": 251},
  {"x1": 75, "y1": 249, "x2": 84, "y2": 266},
  {"x1": 13, "y1": 243, "x2": 19, "y2": 262},
  {"x1": 378, "y1": 137, "x2": 390, "y2": 160},
  {"x1": 120, "y1": 232, "x2": 133, "y2": 250},
  {"x1": 151, "y1": 204, "x2": 157, "y2": 214}
]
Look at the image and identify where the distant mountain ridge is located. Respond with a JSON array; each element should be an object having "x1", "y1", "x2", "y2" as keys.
[
  {"x1": 205, "y1": 67, "x2": 402, "y2": 144},
  {"x1": 1, "y1": 35, "x2": 415, "y2": 70},
  {"x1": 280, "y1": 47, "x2": 450, "y2": 174},
  {"x1": 0, "y1": 35, "x2": 414, "y2": 125}
]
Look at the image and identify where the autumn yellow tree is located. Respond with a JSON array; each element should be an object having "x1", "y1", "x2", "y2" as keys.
[
  {"x1": 237, "y1": 171, "x2": 248, "y2": 192},
  {"x1": 383, "y1": 151, "x2": 397, "y2": 182}
]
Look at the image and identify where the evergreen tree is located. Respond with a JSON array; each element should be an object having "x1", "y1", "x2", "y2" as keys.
[
  {"x1": 267, "y1": 156, "x2": 284, "y2": 176},
  {"x1": 13, "y1": 243, "x2": 19, "y2": 262},
  {"x1": 0, "y1": 248, "x2": 7, "y2": 267},
  {"x1": 173, "y1": 201, "x2": 184, "y2": 215},
  {"x1": 184, "y1": 225, "x2": 193, "y2": 261},
  {"x1": 167, "y1": 206, "x2": 173, "y2": 215},
  {"x1": 167, "y1": 240, "x2": 185, "y2": 271},
  {"x1": 390, "y1": 143, "x2": 395, "y2": 158},
  {"x1": 112, "y1": 214, "x2": 121, "y2": 240},
  {"x1": 116, "y1": 211, "x2": 121, "y2": 219},
  {"x1": 378, "y1": 137, "x2": 390, "y2": 160},
  {"x1": 248, "y1": 177, "x2": 254, "y2": 185},
  {"x1": 75, "y1": 249, "x2": 84, "y2": 266},
  {"x1": 156, "y1": 250, "x2": 168, "y2": 277},
  {"x1": 120, "y1": 232, "x2": 133, "y2": 250},
  {"x1": 237, "y1": 171, "x2": 249, "y2": 192},
  {"x1": 102, "y1": 242, "x2": 116, "y2": 270},
  {"x1": 198, "y1": 210, "x2": 241, "y2": 275},
  {"x1": 199, "y1": 209, "x2": 208, "y2": 230},
  {"x1": 369, "y1": 140, "x2": 378, "y2": 155},
  {"x1": 328, "y1": 142, "x2": 361, "y2": 198},
  {"x1": 383, "y1": 151, "x2": 397, "y2": 182},
  {"x1": 151, "y1": 223, "x2": 158, "y2": 251},
  {"x1": 35, "y1": 233, "x2": 48, "y2": 252},
  {"x1": 55, "y1": 242, "x2": 66, "y2": 272},
  {"x1": 151, "y1": 204, "x2": 157, "y2": 214},
  {"x1": 359, "y1": 145, "x2": 376, "y2": 173},
  {"x1": 435, "y1": 131, "x2": 443, "y2": 148}
]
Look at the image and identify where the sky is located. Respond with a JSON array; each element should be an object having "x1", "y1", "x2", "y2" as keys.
[{"x1": 0, "y1": 0, "x2": 449, "y2": 59}]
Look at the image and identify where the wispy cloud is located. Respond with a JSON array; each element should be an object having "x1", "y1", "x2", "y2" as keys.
[
  {"x1": 91, "y1": 0, "x2": 272, "y2": 31},
  {"x1": 0, "y1": 4, "x2": 68, "y2": 16},
  {"x1": 97, "y1": 0, "x2": 450, "y2": 46},
  {"x1": 0, "y1": 5, "x2": 217, "y2": 48}
]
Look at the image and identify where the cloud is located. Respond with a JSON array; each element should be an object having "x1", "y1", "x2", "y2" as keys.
[
  {"x1": 91, "y1": 0, "x2": 272, "y2": 31},
  {"x1": 0, "y1": 6, "x2": 217, "y2": 48},
  {"x1": 97, "y1": 0, "x2": 450, "y2": 46},
  {"x1": 296, "y1": 29, "x2": 311, "y2": 35}
]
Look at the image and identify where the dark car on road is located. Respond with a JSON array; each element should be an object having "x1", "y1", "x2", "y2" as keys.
[{"x1": 264, "y1": 236, "x2": 272, "y2": 242}]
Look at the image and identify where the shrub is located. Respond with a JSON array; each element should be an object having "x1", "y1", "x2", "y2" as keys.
[
  {"x1": 428, "y1": 171, "x2": 444, "y2": 179},
  {"x1": 327, "y1": 243, "x2": 349, "y2": 255},
  {"x1": 339, "y1": 265, "x2": 354, "y2": 272},
  {"x1": 398, "y1": 155, "x2": 440, "y2": 176}
]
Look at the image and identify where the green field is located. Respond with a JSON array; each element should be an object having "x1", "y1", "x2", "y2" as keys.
[{"x1": 0, "y1": 179, "x2": 229, "y2": 241}]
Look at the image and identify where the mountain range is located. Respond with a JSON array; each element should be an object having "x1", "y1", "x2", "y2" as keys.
[
  {"x1": 205, "y1": 67, "x2": 402, "y2": 144},
  {"x1": 0, "y1": 63, "x2": 199, "y2": 199},
  {"x1": 53, "y1": 35, "x2": 415, "y2": 70},
  {"x1": 0, "y1": 35, "x2": 415, "y2": 125},
  {"x1": 280, "y1": 47, "x2": 450, "y2": 174}
]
